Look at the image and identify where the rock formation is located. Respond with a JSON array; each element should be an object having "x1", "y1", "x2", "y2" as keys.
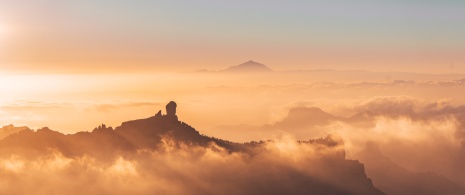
[
  {"x1": 165, "y1": 101, "x2": 178, "y2": 121},
  {"x1": 166, "y1": 101, "x2": 177, "y2": 116}
]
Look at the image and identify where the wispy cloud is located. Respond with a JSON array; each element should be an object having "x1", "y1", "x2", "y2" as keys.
[{"x1": 90, "y1": 102, "x2": 162, "y2": 112}]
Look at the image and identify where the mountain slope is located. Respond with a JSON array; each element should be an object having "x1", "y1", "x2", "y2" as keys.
[
  {"x1": 273, "y1": 107, "x2": 340, "y2": 129},
  {"x1": 357, "y1": 142, "x2": 465, "y2": 195},
  {"x1": 0, "y1": 102, "x2": 384, "y2": 195},
  {"x1": 223, "y1": 60, "x2": 273, "y2": 72},
  {"x1": 0, "y1": 124, "x2": 30, "y2": 140}
]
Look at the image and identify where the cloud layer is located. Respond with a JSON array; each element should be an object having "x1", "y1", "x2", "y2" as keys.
[{"x1": 0, "y1": 137, "x2": 382, "y2": 195}]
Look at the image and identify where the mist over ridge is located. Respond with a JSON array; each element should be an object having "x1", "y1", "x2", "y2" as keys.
[{"x1": 0, "y1": 101, "x2": 386, "y2": 195}]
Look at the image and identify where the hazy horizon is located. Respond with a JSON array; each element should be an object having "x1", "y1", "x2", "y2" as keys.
[{"x1": 1, "y1": 1, "x2": 465, "y2": 194}]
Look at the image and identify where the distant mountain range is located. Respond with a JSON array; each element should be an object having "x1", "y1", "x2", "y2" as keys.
[{"x1": 196, "y1": 61, "x2": 465, "y2": 82}]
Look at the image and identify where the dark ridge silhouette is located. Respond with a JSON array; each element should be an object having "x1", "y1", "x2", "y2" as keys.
[
  {"x1": 113, "y1": 110, "x2": 236, "y2": 151},
  {"x1": 357, "y1": 142, "x2": 465, "y2": 195},
  {"x1": 0, "y1": 124, "x2": 30, "y2": 140},
  {"x1": 0, "y1": 101, "x2": 384, "y2": 195},
  {"x1": 0, "y1": 102, "x2": 237, "y2": 159},
  {"x1": 222, "y1": 60, "x2": 273, "y2": 72}
]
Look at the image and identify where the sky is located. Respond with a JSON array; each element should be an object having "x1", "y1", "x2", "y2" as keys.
[{"x1": 1, "y1": 0, "x2": 464, "y2": 73}]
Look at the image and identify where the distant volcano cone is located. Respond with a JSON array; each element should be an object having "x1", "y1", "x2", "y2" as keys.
[{"x1": 223, "y1": 60, "x2": 273, "y2": 72}]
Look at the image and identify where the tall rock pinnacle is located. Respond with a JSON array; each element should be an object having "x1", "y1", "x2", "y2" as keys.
[{"x1": 166, "y1": 101, "x2": 177, "y2": 116}]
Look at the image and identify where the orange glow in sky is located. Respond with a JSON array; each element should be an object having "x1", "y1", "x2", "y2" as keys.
[
  {"x1": 1, "y1": 1, "x2": 465, "y2": 194},
  {"x1": 0, "y1": 1, "x2": 464, "y2": 74}
]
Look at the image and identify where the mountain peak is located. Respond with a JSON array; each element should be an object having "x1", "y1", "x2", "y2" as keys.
[
  {"x1": 270, "y1": 107, "x2": 339, "y2": 131},
  {"x1": 223, "y1": 60, "x2": 273, "y2": 72}
]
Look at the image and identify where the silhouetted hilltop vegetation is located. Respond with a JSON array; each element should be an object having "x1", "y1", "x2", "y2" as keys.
[{"x1": 0, "y1": 102, "x2": 243, "y2": 158}]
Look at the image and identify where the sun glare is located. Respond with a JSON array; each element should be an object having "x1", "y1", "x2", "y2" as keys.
[{"x1": 0, "y1": 22, "x2": 12, "y2": 35}]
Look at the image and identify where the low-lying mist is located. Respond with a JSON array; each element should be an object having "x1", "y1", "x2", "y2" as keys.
[
  {"x1": 0, "y1": 137, "x2": 380, "y2": 195},
  {"x1": 205, "y1": 96, "x2": 465, "y2": 191}
]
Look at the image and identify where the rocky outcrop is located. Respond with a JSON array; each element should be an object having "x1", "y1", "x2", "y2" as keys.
[
  {"x1": 166, "y1": 101, "x2": 177, "y2": 116},
  {"x1": 165, "y1": 101, "x2": 178, "y2": 121}
]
